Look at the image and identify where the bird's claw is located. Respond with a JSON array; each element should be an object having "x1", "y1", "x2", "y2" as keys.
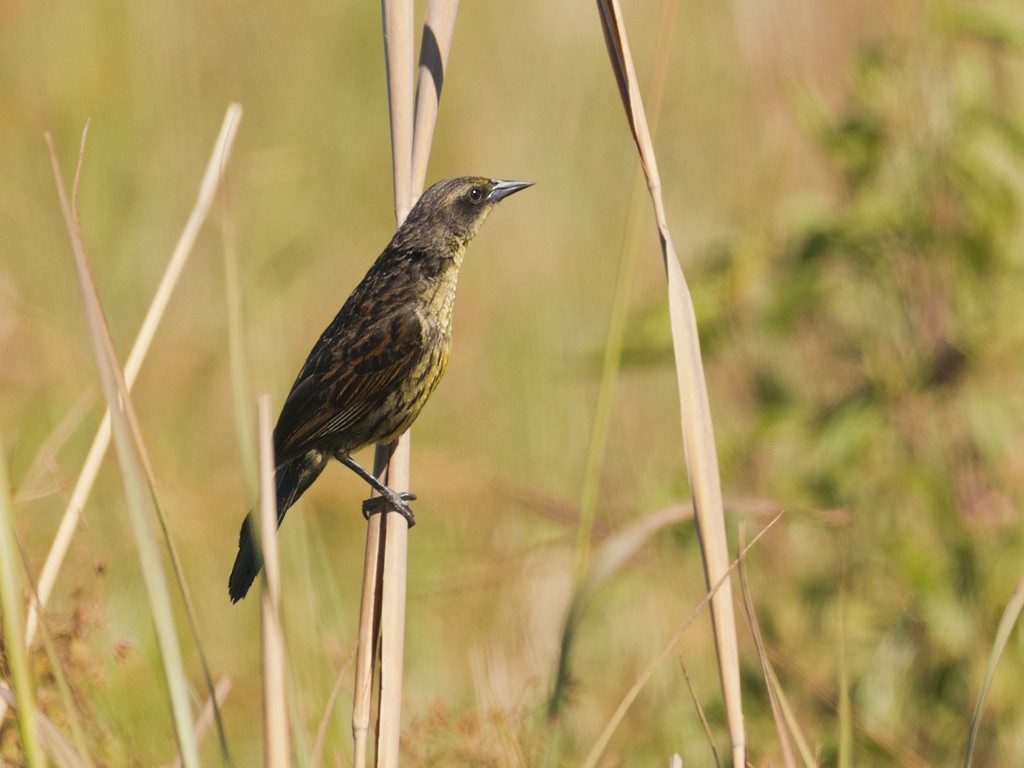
[{"x1": 361, "y1": 492, "x2": 417, "y2": 527}]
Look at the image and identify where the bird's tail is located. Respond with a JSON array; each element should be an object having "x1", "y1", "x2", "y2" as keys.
[{"x1": 228, "y1": 450, "x2": 327, "y2": 602}]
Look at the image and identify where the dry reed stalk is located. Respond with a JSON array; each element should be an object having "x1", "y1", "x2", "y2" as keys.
[
  {"x1": 352, "y1": 504, "x2": 383, "y2": 768},
  {"x1": 25, "y1": 104, "x2": 242, "y2": 647},
  {"x1": 46, "y1": 126, "x2": 200, "y2": 767},
  {"x1": 374, "y1": 508, "x2": 409, "y2": 768},
  {"x1": 410, "y1": 0, "x2": 460, "y2": 198},
  {"x1": 381, "y1": 0, "x2": 415, "y2": 224},
  {"x1": 353, "y1": 3, "x2": 458, "y2": 767},
  {"x1": 595, "y1": 1, "x2": 746, "y2": 762},
  {"x1": 353, "y1": 1, "x2": 414, "y2": 762},
  {"x1": 258, "y1": 395, "x2": 289, "y2": 767}
]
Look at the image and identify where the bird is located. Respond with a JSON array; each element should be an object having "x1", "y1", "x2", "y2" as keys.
[{"x1": 228, "y1": 176, "x2": 533, "y2": 602}]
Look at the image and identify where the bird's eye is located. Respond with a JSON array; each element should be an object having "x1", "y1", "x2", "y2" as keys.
[{"x1": 468, "y1": 186, "x2": 484, "y2": 203}]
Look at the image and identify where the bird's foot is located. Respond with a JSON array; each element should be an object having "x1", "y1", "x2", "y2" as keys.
[{"x1": 362, "y1": 490, "x2": 417, "y2": 527}]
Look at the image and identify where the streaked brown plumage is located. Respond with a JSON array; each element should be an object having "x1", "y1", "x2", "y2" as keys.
[{"x1": 228, "y1": 176, "x2": 532, "y2": 602}]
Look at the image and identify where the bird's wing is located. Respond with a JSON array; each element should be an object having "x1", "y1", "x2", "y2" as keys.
[{"x1": 272, "y1": 308, "x2": 424, "y2": 466}]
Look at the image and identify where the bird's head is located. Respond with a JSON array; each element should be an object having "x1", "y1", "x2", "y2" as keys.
[{"x1": 398, "y1": 176, "x2": 533, "y2": 249}]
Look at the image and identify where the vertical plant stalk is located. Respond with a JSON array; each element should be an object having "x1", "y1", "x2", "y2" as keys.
[
  {"x1": 595, "y1": 1, "x2": 745, "y2": 763},
  {"x1": 25, "y1": 104, "x2": 242, "y2": 647},
  {"x1": 0, "y1": 434, "x2": 47, "y2": 767},
  {"x1": 738, "y1": 527, "x2": 797, "y2": 768},
  {"x1": 46, "y1": 127, "x2": 200, "y2": 767},
  {"x1": 410, "y1": 0, "x2": 460, "y2": 199},
  {"x1": 354, "y1": 4, "x2": 458, "y2": 766},
  {"x1": 964, "y1": 572, "x2": 1024, "y2": 768},
  {"x1": 352, "y1": 507, "x2": 383, "y2": 768},
  {"x1": 837, "y1": 537, "x2": 852, "y2": 768},
  {"x1": 171, "y1": 678, "x2": 233, "y2": 768},
  {"x1": 373, "y1": 507, "x2": 408, "y2": 768},
  {"x1": 380, "y1": 0, "x2": 415, "y2": 224},
  {"x1": 354, "y1": 3, "x2": 415, "y2": 766},
  {"x1": 258, "y1": 395, "x2": 290, "y2": 768}
]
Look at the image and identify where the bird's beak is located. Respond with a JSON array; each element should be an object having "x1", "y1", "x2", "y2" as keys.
[{"x1": 488, "y1": 179, "x2": 534, "y2": 202}]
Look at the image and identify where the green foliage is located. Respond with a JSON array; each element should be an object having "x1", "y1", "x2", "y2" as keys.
[{"x1": 672, "y1": 5, "x2": 1024, "y2": 764}]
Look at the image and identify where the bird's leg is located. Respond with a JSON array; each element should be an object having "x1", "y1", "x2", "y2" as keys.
[{"x1": 336, "y1": 453, "x2": 417, "y2": 527}]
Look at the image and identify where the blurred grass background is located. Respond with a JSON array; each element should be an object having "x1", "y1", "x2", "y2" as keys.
[{"x1": 3, "y1": 0, "x2": 1024, "y2": 765}]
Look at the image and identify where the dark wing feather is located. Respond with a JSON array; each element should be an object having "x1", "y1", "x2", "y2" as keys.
[{"x1": 273, "y1": 307, "x2": 424, "y2": 466}]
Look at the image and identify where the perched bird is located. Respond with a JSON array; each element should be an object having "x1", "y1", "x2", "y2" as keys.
[{"x1": 228, "y1": 176, "x2": 532, "y2": 602}]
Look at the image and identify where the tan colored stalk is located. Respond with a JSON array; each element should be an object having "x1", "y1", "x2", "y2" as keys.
[
  {"x1": 374, "y1": 507, "x2": 409, "y2": 768},
  {"x1": 595, "y1": 1, "x2": 745, "y2": 763},
  {"x1": 352, "y1": 507, "x2": 383, "y2": 768},
  {"x1": 25, "y1": 104, "x2": 242, "y2": 647},
  {"x1": 381, "y1": 0, "x2": 415, "y2": 224},
  {"x1": 258, "y1": 395, "x2": 289, "y2": 767},
  {"x1": 353, "y1": 4, "x2": 458, "y2": 766},
  {"x1": 410, "y1": 0, "x2": 460, "y2": 198},
  {"x1": 353, "y1": 4, "x2": 414, "y2": 763}
]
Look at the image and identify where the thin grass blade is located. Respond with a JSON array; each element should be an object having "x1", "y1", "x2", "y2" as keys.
[
  {"x1": 170, "y1": 678, "x2": 233, "y2": 768},
  {"x1": 573, "y1": 0, "x2": 675, "y2": 589},
  {"x1": 551, "y1": 503, "x2": 693, "y2": 715},
  {"x1": 27, "y1": 104, "x2": 242, "y2": 647},
  {"x1": 738, "y1": 528, "x2": 797, "y2": 768},
  {"x1": 678, "y1": 657, "x2": 721, "y2": 767},
  {"x1": 46, "y1": 127, "x2": 200, "y2": 768},
  {"x1": 580, "y1": 513, "x2": 782, "y2": 768},
  {"x1": 838, "y1": 540, "x2": 852, "y2": 768},
  {"x1": 12, "y1": 392, "x2": 94, "y2": 505},
  {"x1": 965, "y1": 571, "x2": 1024, "y2": 768},
  {"x1": 595, "y1": 1, "x2": 745, "y2": 762},
  {"x1": 0, "y1": 435, "x2": 47, "y2": 767},
  {"x1": 312, "y1": 649, "x2": 355, "y2": 768}
]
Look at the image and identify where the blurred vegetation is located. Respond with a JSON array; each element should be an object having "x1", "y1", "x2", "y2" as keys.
[
  {"x1": 2, "y1": 0, "x2": 1024, "y2": 766},
  {"x1": 680, "y1": 4, "x2": 1024, "y2": 765}
]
